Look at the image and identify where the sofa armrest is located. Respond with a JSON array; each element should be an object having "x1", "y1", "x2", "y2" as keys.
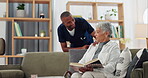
[
  {"x1": 130, "y1": 68, "x2": 143, "y2": 78},
  {"x1": 0, "y1": 65, "x2": 21, "y2": 70},
  {"x1": 143, "y1": 61, "x2": 148, "y2": 78}
]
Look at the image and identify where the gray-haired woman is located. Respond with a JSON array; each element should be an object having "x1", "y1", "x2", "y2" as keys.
[{"x1": 71, "y1": 22, "x2": 120, "y2": 78}]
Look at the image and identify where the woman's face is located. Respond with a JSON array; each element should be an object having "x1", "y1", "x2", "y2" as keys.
[{"x1": 95, "y1": 28, "x2": 108, "y2": 42}]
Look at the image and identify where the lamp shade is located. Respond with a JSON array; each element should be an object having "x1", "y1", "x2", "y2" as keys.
[{"x1": 135, "y1": 24, "x2": 148, "y2": 38}]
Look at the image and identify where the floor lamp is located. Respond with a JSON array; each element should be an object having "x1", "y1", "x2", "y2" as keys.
[{"x1": 135, "y1": 24, "x2": 148, "y2": 48}]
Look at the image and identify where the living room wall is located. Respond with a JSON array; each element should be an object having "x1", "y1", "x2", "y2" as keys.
[
  {"x1": 124, "y1": 0, "x2": 148, "y2": 49},
  {"x1": 0, "y1": 3, "x2": 6, "y2": 64},
  {"x1": 0, "y1": 0, "x2": 147, "y2": 52},
  {"x1": 0, "y1": 3, "x2": 6, "y2": 40},
  {"x1": 52, "y1": 0, "x2": 148, "y2": 51}
]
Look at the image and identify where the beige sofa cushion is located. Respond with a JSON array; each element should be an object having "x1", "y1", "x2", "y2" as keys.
[
  {"x1": 21, "y1": 52, "x2": 69, "y2": 78},
  {"x1": 0, "y1": 70, "x2": 24, "y2": 78}
]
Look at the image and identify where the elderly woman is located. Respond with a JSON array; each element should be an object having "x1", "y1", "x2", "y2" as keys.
[{"x1": 71, "y1": 22, "x2": 120, "y2": 78}]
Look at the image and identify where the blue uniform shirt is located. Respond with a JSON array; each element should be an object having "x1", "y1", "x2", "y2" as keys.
[{"x1": 57, "y1": 18, "x2": 94, "y2": 48}]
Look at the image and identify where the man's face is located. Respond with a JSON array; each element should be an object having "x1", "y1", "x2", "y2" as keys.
[{"x1": 61, "y1": 16, "x2": 75, "y2": 31}]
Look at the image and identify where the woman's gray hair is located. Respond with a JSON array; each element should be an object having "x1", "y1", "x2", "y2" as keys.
[{"x1": 96, "y1": 22, "x2": 112, "y2": 37}]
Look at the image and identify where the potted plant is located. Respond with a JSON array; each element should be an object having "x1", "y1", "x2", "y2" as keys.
[
  {"x1": 40, "y1": 30, "x2": 46, "y2": 37},
  {"x1": 16, "y1": 3, "x2": 25, "y2": 17},
  {"x1": 107, "y1": 9, "x2": 117, "y2": 16},
  {"x1": 100, "y1": 15, "x2": 103, "y2": 20},
  {"x1": 100, "y1": 9, "x2": 117, "y2": 20},
  {"x1": 105, "y1": 9, "x2": 117, "y2": 20},
  {"x1": 99, "y1": 9, "x2": 117, "y2": 20}
]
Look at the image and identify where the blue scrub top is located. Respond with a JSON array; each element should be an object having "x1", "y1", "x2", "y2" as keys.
[{"x1": 57, "y1": 18, "x2": 94, "y2": 48}]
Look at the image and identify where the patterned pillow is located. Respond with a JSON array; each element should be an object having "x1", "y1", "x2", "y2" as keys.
[
  {"x1": 115, "y1": 47, "x2": 132, "y2": 77},
  {"x1": 135, "y1": 48, "x2": 148, "y2": 68}
]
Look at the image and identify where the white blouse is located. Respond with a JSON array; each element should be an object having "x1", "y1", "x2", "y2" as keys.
[{"x1": 79, "y1": 41, "x2": 120, "y2": 78}]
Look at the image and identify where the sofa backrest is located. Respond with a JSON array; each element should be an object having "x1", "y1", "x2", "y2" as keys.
[
  {"x1": 21, "y1": 52, "x2": 69, "y2": 78},
  {"x1": 69, "y1": 49, "x2": 87, "y2": 73},
  {"x1": 129, "y1": 49, "x2": 140, "y2": 59}
]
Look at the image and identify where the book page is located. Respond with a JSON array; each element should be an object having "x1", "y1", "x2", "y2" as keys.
[
  {"x1": 84, "y1": 58, "x2": 100, "y2": 65},
  {"x1": 70, "y1": 58, "x2": 102, "y2": 67},
  {"x1": 70, "y1": 63, "x2": 84, "y2": 67}
]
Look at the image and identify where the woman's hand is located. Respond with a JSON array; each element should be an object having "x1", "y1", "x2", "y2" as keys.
[
  {"x1": 79, "y1": 66, "x2": 93, "y2": 73},
  {"x1": 71, "y1": 66, "x2": 79, "y2": 71},
  {"x1": 86, "y1": 64, "x2": 104, "y2": 68}
]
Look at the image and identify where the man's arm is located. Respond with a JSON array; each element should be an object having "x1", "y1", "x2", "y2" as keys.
[
  {"x1": 90, "y1": 31, "x2": 98, "y2": 46},
  {"x1": 60, "y1": 42, "x2": 89, "y2": 52}
]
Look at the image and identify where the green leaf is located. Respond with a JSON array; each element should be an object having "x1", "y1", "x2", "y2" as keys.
[
  {"x1": 17, "y1": 3, "x2": 25, "y2": 10},
  {"x1": 114, "y1": 11, "x2": 117, "y2": 13},
  {"x1": 100, "y1": 16, "x2": 103, "y2": 19},
  {"x1": 112, "y1": 9, "x2": 114, "y2": 11}
]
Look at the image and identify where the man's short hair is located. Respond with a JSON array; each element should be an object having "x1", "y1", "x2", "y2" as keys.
[{"x1": 60, "y1": 11, "x2": 72, "y2": 19}]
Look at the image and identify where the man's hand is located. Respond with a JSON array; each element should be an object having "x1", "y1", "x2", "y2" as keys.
[
  {"x1": 92, "y1": 41, "x2": 99, "y2": 46},
  {"x1": 82, "y1": 45, "x2": 89, "y2": 49}
]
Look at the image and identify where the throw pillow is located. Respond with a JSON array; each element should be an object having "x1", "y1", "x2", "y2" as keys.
[
  {"x1": 125, "y1": 48, "x2": 144, "y2": 78},
  {"x1": 135, "y1": 48, "x2": 148, "y2": 68},
  {"x1": 115, "y1": 47, "x2": 132, "y2": 77},
  {"x1": 69, "y1": 49, "x2": 87, "y2": 73}
]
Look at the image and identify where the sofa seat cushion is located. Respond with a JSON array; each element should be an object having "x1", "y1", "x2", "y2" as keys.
[{"x1": 0, "y1": 69, "x2": 24, "y2": 78}]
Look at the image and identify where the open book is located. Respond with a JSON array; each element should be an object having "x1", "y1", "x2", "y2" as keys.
[{"x1": 70, "y1": 58, "x2": 103, "y2": 68}]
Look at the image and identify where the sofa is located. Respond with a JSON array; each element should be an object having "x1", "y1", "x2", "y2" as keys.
[
  {"x1": 0, "y1": 49, "x2": 148, "y2": 78},
  {"x1": 0, "y1": 52, "x2": 69, "y2": 78},
  {"x1": 128, "y1": 49, "x2": 148, "y2": 78},
  {"x1": 67, "y1": 49, "x2": 148, "y2": 78}
]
